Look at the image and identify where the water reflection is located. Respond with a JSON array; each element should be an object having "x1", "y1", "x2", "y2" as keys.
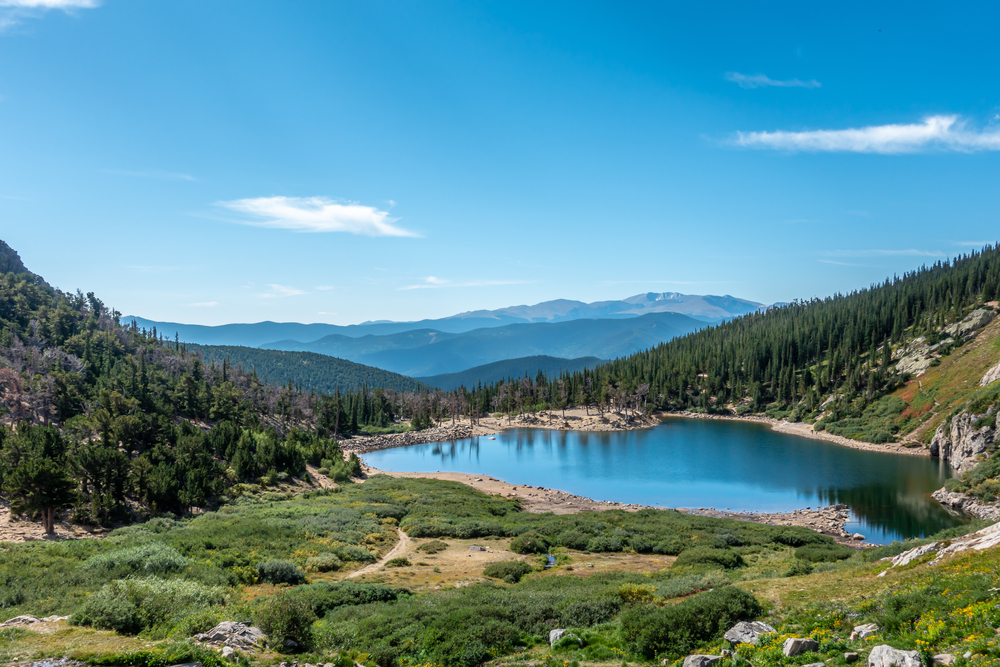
[{"x1": 362, "y1": 418, "x2": 966, "y2": 545}]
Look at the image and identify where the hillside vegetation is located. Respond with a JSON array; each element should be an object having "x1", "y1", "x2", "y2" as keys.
[
  {"x1": 185, "y1": 343, "x2": 429, "y2": 394},
  {"x1": 416, "y1": 355, "x2": 604, "y2": 391}
]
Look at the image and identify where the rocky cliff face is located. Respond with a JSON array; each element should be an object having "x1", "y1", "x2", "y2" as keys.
[
  {"x1": 930, "y1": 410, "x2": 999, "y2": 471},
  {"x1": 0, "y1": 240, "x2": 30, "y2": 276}
]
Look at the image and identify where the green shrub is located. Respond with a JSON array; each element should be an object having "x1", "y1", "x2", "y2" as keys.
[
  {"x1": 482, "y1": 561, "x2": 534, "y2": 583},
  {"x1": 783, "y1": 560, "x2": 814, "y2": 577},
  {"x1": 385, "y1": 558, "x2": 411, "y2": 567},
  {"x1": 509, "y1": 530, "x2": 550, "y2": 554},
  {"x1": 83, "y1": 543, "x2": 189, "y2": 576},
  {"x1": 556, "y1": 530, "x2": 591, "y2": 550},
  {"x1": 283, "y1": 582, "x2": 403, "y2": 617},
  {"x1": 255, "y1": 594, "x2": 317, "y2": 650},
  {"x1": 795, "y1": 543, "x2": 854, "y2": 562},
  {"x1": 621, "y1": 586, "x2": 763, "y2": 659},
  {"x1": 417, "y1": 540, "x2": 449, "y2": 554},
  {"x1": 307, "y1": 552, "x2": 343, "y2": 572},
  {"x1": 257, "y1": 560, "x2": 306, "y2": 585},
  {"x1": 72, "y1": 577, "x2": 227, "y2": 635},
  {"x1": 586, "y1": 535, "x2": 623, "y2": 552},
  {"x1": 338, "y1": 545, "x2": 377, "y2": 563},
  {"x1": 673, "y1": 547, "x2": 743, "y2": 569}
]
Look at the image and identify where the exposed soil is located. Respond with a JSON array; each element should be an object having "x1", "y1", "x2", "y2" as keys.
[{"x1": 346, "y1": 528, "x2": 412, "y2": 579}]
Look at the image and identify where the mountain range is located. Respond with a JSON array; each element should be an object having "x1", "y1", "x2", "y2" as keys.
[
  {"x1": 124, "y1": 292, "x2": 763, "y2": 347},
  {"x1": 125, "y1": 292, "x2": 762, "y2": 380}
]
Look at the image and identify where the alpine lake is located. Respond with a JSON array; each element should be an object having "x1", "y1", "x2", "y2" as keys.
[{"x1": 361, "y1": 416, "x2": 966, "y2": 545}]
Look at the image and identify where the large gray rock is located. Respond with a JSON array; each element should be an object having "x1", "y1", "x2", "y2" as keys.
[
  {"x1": 931, "y1": 488, "x2": 1000, "y2": 521},
  {"x1": 853, "y1": 623, "x2": 880, "y2": 640},
  {"x1": 782, "y1": 638, "x2": 819, "y2": 657},
  {"x1": 982, "y1": 360, "x2": 1000, "y2": 387},
  {"x1": 193, "y1": 621, "x2": 266, "y2": 651},
  {"x1": 868, "y1": 645, "x2": 922, "y2": 667},
  {"x1": 929, "y1": 411, "x2": 998, "y2": 472},
  {"x1": 549, "y1": 629, "x2": 566, "y2": 645},
  {"x1": 944, "y1": 309, "x2": 995, "y2": 340},
  {"x1": 723, "y1": 620, "x2": 776, "y2": 645},
  {"x1": 682, "y1": 656, "x2": 721, "y2": 667}
]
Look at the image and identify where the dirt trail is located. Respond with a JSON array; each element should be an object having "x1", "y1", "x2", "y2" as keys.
[
  {"x1": 306, "y1": 464, "x2": 338, "y2": 490},
  {"x1": 347, "y1": 528, "x2": 412, "y2": 579}
]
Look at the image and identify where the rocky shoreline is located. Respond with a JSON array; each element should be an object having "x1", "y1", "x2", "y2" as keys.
[
  {"x1": 932, "y1": 488, "x2": 1000, "y2": 521},
  {"x1": 663, "y1": 411, "x2": 930, "y2": 457}
]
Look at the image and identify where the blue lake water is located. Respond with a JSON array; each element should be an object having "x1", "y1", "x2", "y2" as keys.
[{"x1": 361, "y1": 417, "x2": 966, "y2": 545}]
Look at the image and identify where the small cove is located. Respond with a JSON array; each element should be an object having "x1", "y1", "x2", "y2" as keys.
[{"x1": 361, "y1": 417, "x2": 966, "y2": 545}]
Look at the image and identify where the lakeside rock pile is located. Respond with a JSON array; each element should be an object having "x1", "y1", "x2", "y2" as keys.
[
  {"x1": 932, "y1": 488, "x2": 1000, "y2": 521},
  {"x1": 342, "y1": 424, "x2": 486, "y2": 454}
]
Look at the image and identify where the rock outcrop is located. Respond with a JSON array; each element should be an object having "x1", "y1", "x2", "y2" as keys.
[
  {"x1": 681, "y1": 656, "x2": 721, "y2": 667},
  {"x1": 932, "y1": 488, "x2": 1000, "y2": 521},
  {"x1": 944, "y1": 308, "x2": 995, "y2": 340},
  {"x1": 929, "y1": 410, "x2": 999, "y2": 472},
  {"x1": 782, "y1": 638, "x2": 819, "y2": 656},
  {"x1": 982, "y1": 360, "x2": 1000, "y2": 387},
  {"x1": 878, "y1": 522, "x2": 1000, "y2": 576},
  {"x1": 867, "y1": 645, "x2": 922, "y2": 667},
  {"x1": 723, "y1": 620, "x2": 776, "y2": 645},
  {"x1": 193, "y1": 621, "x2": 267, "y2": 651}
]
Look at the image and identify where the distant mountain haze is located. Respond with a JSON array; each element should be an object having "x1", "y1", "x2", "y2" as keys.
[
  {"x1": 260, "y1": 311, "x2": 704, "y2": 377},
  {"x1": 416, "y1": 355, "x2": 605, "y2": 391},
  {"x1": 124, "y1": 291, "x2": 763, "y2": 347}
]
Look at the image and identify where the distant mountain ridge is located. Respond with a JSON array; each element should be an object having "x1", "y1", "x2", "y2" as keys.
[
  {"x1": 124, "y1": 291, "x2": 764, "y2": 348},
  {"x1": 261, "y1": 311, "x2": 703, "y2": 377},
  {"x1": 416, "y1": 355, "x2": 605, "y2": 391}
]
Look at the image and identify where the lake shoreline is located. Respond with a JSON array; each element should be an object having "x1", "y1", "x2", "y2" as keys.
[
  {"x1": 662, "y1": 411, "x2": 931, "y2": 458},
  {"x1": 358, "y1": 463, "x2": 868, "y2": 547},
  {"x1": 341, "y1": 407, "x2": 930, "y2": 459}
]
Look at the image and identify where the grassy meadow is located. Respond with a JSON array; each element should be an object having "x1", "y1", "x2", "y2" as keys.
[{"x1": 1, "y1": 476, "x2": 999, "y2": 667}]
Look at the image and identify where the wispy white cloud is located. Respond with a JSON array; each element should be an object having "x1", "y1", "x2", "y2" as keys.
[
  {"x1": 217, "y1": 196, "x2": 418, "y2": 237},
  {"x1": 819, "y1": 259, "x2": 865, "y2": 267},
  {"x1": 824, "y1": 249, "x2": 945, "y2": 258},
  {"x1": 733, "y1": 115, "x2": 1000, "y2": 154},
  {"x1": 104, "y1": 168, "x2": 195, "y2": 182},
  {"x1": 259, "y1": 284, "x2": 307, "y2": 299},
  {"x1": 725, "y1": 72, "x2": 820, "y2": 89},
  {"x1": 191, "y1": 301, "x2": 218, "y2": 307},
  {"x1": 399, "y1": 277, "x2": 529, "y2": 291},
  {"x1": 317, "y1": 311, "x2": 338, "y2": 316},
  {"x1": 953, "y1": 240, "x2": 993, "y2": 247},
  {"x1": 0, "y1": 0, "x2": 97, "y2": 31}
]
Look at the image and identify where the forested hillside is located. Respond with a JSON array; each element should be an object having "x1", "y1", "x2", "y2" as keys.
[
  {"x1": 456, "y1": 245, "x2": 1000, "y2": 446},
  {"x1": 184, "y1": 343, "x2": 428, "y2": 394},
  {"x1": 416, "y1": 355, "x2": 604, "y2": 391}
]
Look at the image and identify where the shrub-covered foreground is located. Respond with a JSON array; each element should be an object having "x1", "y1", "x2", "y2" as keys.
[{"x1": 3, "y1": 474, "x2": 997, "y2": 667}]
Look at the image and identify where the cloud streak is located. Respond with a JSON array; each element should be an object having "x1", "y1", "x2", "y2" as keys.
[
  {"x1": 259, "y1": 284, "x2": 307, "y2": 299},
  {"x1": 399, "y1": 277, "x2": 529, "y2": 291},
  {"x1": 725, "y1": 72, "x2": 820, "y2": 89},
  {"x1": 733, "y1": 115, "x2": 1000, "y2": 154},
  {"x1": 217, "y1": 196, "x2": 418, "y2": 237},
  {"x1": 824, "y1": 249, "x2": 945, "y2": 258},
  {"x1": 0, "y1": 0, "x2": 97, "y2": 30}
]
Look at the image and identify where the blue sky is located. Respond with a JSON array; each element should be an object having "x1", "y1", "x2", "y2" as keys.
[{"x1": 2, "y1": 1, "x2": 999, "y2": 325}]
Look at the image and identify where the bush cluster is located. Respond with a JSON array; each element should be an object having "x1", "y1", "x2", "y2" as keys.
[
  {"x1": 257, "y1": 560, "x2": 307, "y2": 585},
  {"x1": 621, "y1": 586, "x2": 763, "y2": 659},
  {"x1": 482, "y1": 561, "x2": 534, "y2": 583},
  {"x1": 72, "y1": 577, "x2": 226, "y2": 635}
]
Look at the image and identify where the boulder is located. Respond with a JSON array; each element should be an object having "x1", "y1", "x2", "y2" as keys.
[
  {"x1": 782, "y1": 638, "x2": 819, "y2": 656},
  {"x1": 549, "y1": 629, "x2": 567, "y2": 645},
  {"x1": 723, "y1": 620, "x2": 776, "y2": 645},
  {"x1": 194, "y1": 621, "x2": 267, "y2": 651},
  {"x1": 982, "y1": 360, "x2": 1000, "y2": 387},
  {"x1": 853, "y1": 623, "x2": 880, "y2": 639},
  {"x1": 868, "y1": 645, "x2": 922, "y2": 667},
  {"x1": 932, "y1": 655, "x2": 957, "y2": 666},
  {"x1": 0, "y1": 614, "x2": 41, "y2": 627},
  {"x1": 944, "y1": 308, "x2": 995, "y2": 340},
  {"x1": 929, "y1": 411, "x2": 997, "y2": 472},
  {"x1": 682, "y1": 656, "x2": 721, "y2": 667},
  {"x1": 845, "y1": 652, "x2": 859, "y2": 663}
]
